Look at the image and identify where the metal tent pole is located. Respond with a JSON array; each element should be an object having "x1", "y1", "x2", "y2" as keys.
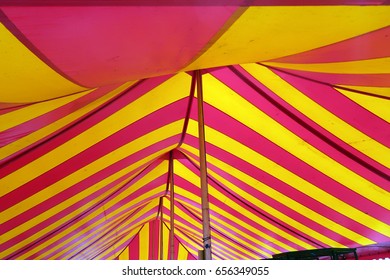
[
  {"x1": 169, "y1": 152, "x2": 175, "y2": 260},
  {"x1": 196, "y1": 70, "x2": 212, "y2": 260}
]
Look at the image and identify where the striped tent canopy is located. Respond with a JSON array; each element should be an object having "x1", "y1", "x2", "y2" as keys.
[{"x1": 1, "y1": 1, "x2": 389, "y2": 260}]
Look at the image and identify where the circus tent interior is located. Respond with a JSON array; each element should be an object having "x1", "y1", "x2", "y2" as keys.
[{"x1": 0, "y1": 0, "x2": 390, "y2": 260}]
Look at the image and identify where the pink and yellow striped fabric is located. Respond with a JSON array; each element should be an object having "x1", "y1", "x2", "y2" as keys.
[{"x1": 0, "y1": 1, "x2": 389, "y2": 260}]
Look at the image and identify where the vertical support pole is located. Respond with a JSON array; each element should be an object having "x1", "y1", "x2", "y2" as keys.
[
  {"x1": 196, "y1": 70, "x2": 212, "y2": 260},
  {"x1": 159, "y1": 197, "x2": 164, "y2": 260},
  {"x1": 169, "y1": 152, "x2": 175, "y2": 260}
]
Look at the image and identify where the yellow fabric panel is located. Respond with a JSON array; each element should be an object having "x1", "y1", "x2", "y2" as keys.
[
  {"x1": 0, "y1": 24, "x2": 87, "y2": 103},
  {"x1": 336, "y1": 88, "x2": 390, "y2": 123},
  {"x1": 0, "y1": 89, "x2": 92, "y2": 132},
  {"x1": 0, "y1": 82, "x2": 135, "y2": 161},
  {"x1": 263, "y1": 57, "x2": 390, "y2": 74},
  {"x1": 139, "y1": 223, "x2": 150, "y2": 260},
  {"x1": 118, "y1": 226, "x2": 143, "y2": 260},
  {"x1": 338, "y1": 85, "x2": 390, "y2": 99},
  {"x1": 184, "y1": 120, "x2": 389, "y2": 243},
  {"x1": 0, "y1": 72, "x2": 190, "y2": 197},
  {"x1": 203, "y1": 71, "x2": 390, "y2": 209},
  {"x1": 241, "y1": 64, "x2": 390, "y2": 168},
  {"x1": 1, "y1": 157, "x2": 169, "y2": 259},
  {"x1": 184, "y1": 6, "x2": 390, "y2": 71}
]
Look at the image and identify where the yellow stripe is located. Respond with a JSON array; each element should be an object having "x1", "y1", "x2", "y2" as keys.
[
  {"x1": 0, "y1": 72, "x2": 190, "y2": 197},
  {"x1": 185, "y1": 6, "x2": 390, "y2": 71},
  {"x1": 174, "y1": 159, "x2": 316, "y2": 250},
  {"x1": 203, "y1": 71, "x2": 390, "y2": 206},
  {"x1": 119, "y1": 246, "x2": 129, "y2": 260},
  {"x1": 1, "y1": 121, "x2": 180, "y2": 223},
  {"x1": 336, "y1": 88, "x2": 390, "y2": 123},
  {"x1": 2, "y1": 157, "x2": 168, "y2": 259},
  {"x1": 139, "y1": 223, "x2": 150, "y2": 260},
  {"x1": 184, "y1": 121, "x2": 388, "y2": 242},
  {"x1": 0, "y1": 89, "x2": 93, "y2": 132},
  {"x1": 263, "y1": 57, "x2": 390, "y2": 74},
  {"x1": 337, "y1": 85, "x2": 390, "y2": 99},
  {"x1": 0, "y1": 82, "x2": 135, "y2": 161},
  {"x1": 0, "y1": 24, "x2": 87, "y2": 103}
]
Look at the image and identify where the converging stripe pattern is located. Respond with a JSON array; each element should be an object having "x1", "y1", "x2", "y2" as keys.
[{"x1": 0, "y1": 1, "x2": 389, "y2": 260}]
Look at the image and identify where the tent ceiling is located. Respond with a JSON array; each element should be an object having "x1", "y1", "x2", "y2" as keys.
[{"x1": 0, "y1": 1, "x2": 389, "y2": 260}]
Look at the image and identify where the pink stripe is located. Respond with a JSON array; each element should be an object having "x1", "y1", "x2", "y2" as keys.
[
  {"x1": 269, "y1": 26, "x2": 390, "y2": 63},
  {"x1": 0, "y1": 84, "x2": 124, "y2": 148},
  {"x1": 0, "y1": 75, "x2": 171, "y2": 175},
  {"x1": 0, "y1": 97, "x2": 187, "y2": 213},
  {"x1": 211, "y1": 66, "x2": 390, "y2": 190},
  {"x1": 3, "y1": 6, "x2": 237, "y2": 87}
]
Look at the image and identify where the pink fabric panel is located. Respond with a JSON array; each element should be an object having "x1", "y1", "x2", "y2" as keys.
[{"x1": 2, "y1": 6, "x2": 237, "y2": 87}]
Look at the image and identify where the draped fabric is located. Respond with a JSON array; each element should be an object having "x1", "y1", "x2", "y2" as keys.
[{"x1": 0, "y1": 1, "x2": 389, "y2": 260}]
